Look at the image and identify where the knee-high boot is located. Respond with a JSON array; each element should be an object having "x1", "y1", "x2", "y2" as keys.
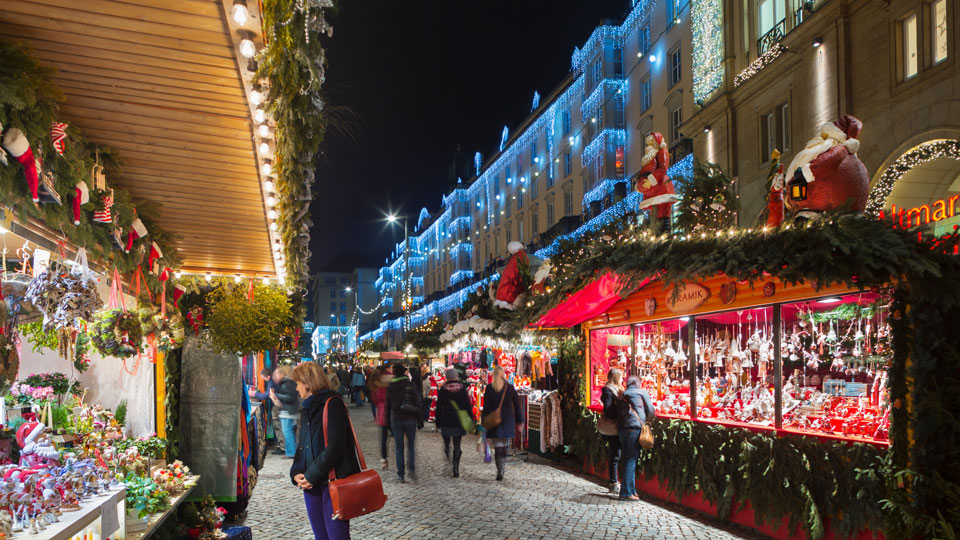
[{"x1": 452, "y1": 449, "x2": 462, "y2": 478}]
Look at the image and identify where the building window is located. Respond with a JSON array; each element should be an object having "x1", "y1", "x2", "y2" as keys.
[
  {"x1": 506, "y1": 199, "x2": 512, "y2": 217},
  {"x1": 760, "y1": 103, "x2": 790, "y2": 161},
  {"x1": 324, "y1": 276, "x2": 335, "y2": 285},
  {"x1": 593, "y1": 60, "x2": 602, "y2": 86},
  {"x1": 330, "y1": 302, "x2": 336, "y2": 312},
  {"x1": 495, "y1": 235, "x2": 500, "y2": 256},
  {"x1": 495, "y1": 208, "x2": 500, "y2": 225},
  {"x1": 330, "y1": 314, "x2": 336, "y2": 323},
  {"x1": 330, "y1": 289, "x2": 336, "y2": 298},
  {"x1": 564, "y1": 151, "x2": 572, "y2": 177},
  {"x1": 340, "y1": 290, "x2": 345, "y2": 298},
  {"x1": 594, "y1": 154, "x2": 604, "y2": 183},
  {"x1": 547, "y1": 173, "x2": 555, "y2": 189},
  {"x1": 613, "y1": 47, "x2": 623, "y2": 77},
  {"x1": 531, "y1": 175, "x2": 538, "y2": 199},
  {"x1": 904, "y1": 13, "x2": 919, "y2": 79},
  {"x1": 562, "y1": 109, "x2": 571, "y2": 136},
  {"x1": 669, "y1": 46, "x2": 682, "y2": 87},
  {"x1": 517, "y1": 189, "x2": 523, "y2": 209},
  {"x1": 640, "y1": 76, "x2": 652, "y2": 112},
  {"x1": 530, "y1": 141, "x2": 537, "y2": 165},
  {"x1": 340, "y1": 276, "x2": 349, "y2": 284},
  {"x1": 670, "y1": 105, "x2": 683, "y2": 144},
  {"x1": 564, "y1": 191, "x2": 574, "y2": 216},
  {"x1": 340, "y1": 315, "x2": 346, "y2": 325},
  {"x1": 475, "y1": 193, "x2": 481, "y2": 210},
  {"x1": 494, "y1": 175, "x2": 501, "y2": 196},
  {"x1": 638, "y1": 25, "x2": 650, "y2": 57},
  {"x1": 932, "y1": 0, "x2": 948, "y2": 64},
  {"x1": 615, "y1": 146, "x2": 625, "y2": 178},
  {"x1": 505, "y1": 222, "x2": 511, "y2": 244},
  {"x1": 519, "y1": 220, "x2": 524, "y2": 242},
  {"x1": 583, "y1": 177, "x2": 589, "y2": 196},
  {"x1": 505, "y1": 166, "x2": 512, "y2": 184},
  {"x1": 532, "y1": 212, "x2": 539, "y2": 234},
  {"x1": 547, "y1": 202, "x2": 555, "y2": 225},
  {"x1": 758, "y1": 0, "x2": 785, "y2": 38},
  {"x1": 339, "y1": 303, "x2": 345, "y2": 311}
]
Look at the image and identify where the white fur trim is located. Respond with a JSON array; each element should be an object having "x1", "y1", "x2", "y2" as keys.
[
  {"x1": 76, "y1": 181, "x2": 89, "y2": 205},
  {"x1": 820, "y1": 122, "x2": 847, "y2": 143},
  {"x1": 659, "y1": 142, "x2": 667, "y2": 149},
  {"x1": 795, "y1": 209, "x2": 823, "y2": 220},
  {"x1": 801, "y1": 164, "x2": 815, "y2": 183},
  {"x1": 784, "y1": 136, "x2": 836, "y2": 187},
  {"x1": 131, "y1": 218, "x2": 148, "y2": 238},
  {"x1": 2, "y1": 128, "x2": 29, "y2": 158},
  {"x1": 507, "y1": 241, "x2": 524, "y2": 254},
  {"x1": 637, "y1": 193, "x2": 679, "y2": 209},
  {"x1": 645, "y1": 174, "x2": 658, "y2": 187},
  {"x1": 150, "y1": 242, "x2": 163, "y2": 258},
  {"x1": 843, "y1": 138, "x2": 860, "y2": 154}
]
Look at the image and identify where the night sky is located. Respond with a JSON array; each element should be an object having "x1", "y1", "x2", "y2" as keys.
[{"x1": 309, "y1": 0, "x2": 630, "y2": 272}]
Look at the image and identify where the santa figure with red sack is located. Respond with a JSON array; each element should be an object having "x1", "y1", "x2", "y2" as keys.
[
  {"x1": 635, "y1": 132, "x2": 678, "y2": 229},
  {"x1": 494, "y1": 241, "x2": 530, "y2": 311},
  {"x1": 783, "y1": 114, "x2": 869, "y2": 222},
  {"x1": 15, "y1": 423, "x2": 58, "y2": 469}
]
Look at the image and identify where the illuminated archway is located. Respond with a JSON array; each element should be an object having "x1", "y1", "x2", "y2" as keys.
[{"x1": 866, "y1": 139, "x2": 960, "y2": 216}]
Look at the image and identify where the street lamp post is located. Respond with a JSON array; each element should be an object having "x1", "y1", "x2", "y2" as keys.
[{"x1": 387, "y1": 213, "x2": 410, "y2": 341}]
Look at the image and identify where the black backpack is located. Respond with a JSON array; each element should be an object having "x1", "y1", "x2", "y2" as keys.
[{"x1": 398, "y1": 382, "x2": 419, "y2": 415}]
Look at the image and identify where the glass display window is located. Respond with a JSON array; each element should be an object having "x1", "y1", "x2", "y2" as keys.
[
  {"x1": 779, "y1": 293, "x2": 892, "y2": 444},
  {"x1": 633, "y1": 319, "x2": 691, "y2": 418},
  {"x1": 589, "y1": 326, "x2": 631, "y2": 407},
  {"x1": 694, "y1": 307, "x2": 776, "y2": 428}
]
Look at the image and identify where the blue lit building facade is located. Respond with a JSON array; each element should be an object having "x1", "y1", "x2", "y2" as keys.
[{"x1": 363, "y1": 0, "x2": 708, "y2": 347}]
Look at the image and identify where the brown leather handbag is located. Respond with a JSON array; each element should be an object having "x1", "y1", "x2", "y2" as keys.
[
  {"x1": 323, "y1": 396, "x2": 387, "y2": 520},
  {"x1": 481, "y1": 386, "x2": 508, "y2": 430},
  {"x1": 628, "y1": 400, "x2": 655, "y2": 450}
]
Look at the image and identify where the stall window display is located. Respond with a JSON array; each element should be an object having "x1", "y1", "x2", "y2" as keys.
[
  {"x1": 694, "y1": 307, "x2": 776, "y2": 428},
  {"x1": 588, "y1": 326, "x2": 631, "y2": 407},
  {"x1": 633, "y1": 320, "x2": 690, "y2": 418},
  {"x1": 779, "y1": 294, "x2": 891, "y2": 443}
]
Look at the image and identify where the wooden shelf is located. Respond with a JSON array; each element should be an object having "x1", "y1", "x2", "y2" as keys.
[{"x1": 127, "y1": 478, "x2": 200, "y2": 540}]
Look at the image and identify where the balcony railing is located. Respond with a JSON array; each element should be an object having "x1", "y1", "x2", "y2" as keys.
[
  {"x1": 757, "y1": 19, "x2": 786, "y2": 56},
  {"x1": 669, "y1": 137, "x2": 694, "y2": 166}
]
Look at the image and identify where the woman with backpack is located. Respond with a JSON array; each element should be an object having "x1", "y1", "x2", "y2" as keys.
[
  {"x1": 616, "y1": 375, "x2": 656, "y2": 501},
  {"x1": 385, "y1": 364, "x2": 422, "y2": 482},
  {"x1": 600, "y1": 368, "x2": 624, "y2": 495},
  {"x1": 481, "y1": 365, "x2": 523, "y2": 481},
  {"x1": 434, "y1": 367, "x2": 471, "y2": 478}
]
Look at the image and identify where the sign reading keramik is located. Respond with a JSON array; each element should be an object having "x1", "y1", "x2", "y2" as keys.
[{"x1": 667, "y1": 282, "x2": 711, "y2": 313}]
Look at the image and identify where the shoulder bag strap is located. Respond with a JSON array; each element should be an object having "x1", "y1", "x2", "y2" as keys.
[
  {"x1": 323, "y1": 395, "x2": 368, "y2": 483},
  {"x1": 494, "y1": 385, "x2": 507, "y2": 412},
  {"x1": 626, "y1": 399, "x2": 646, "y2": 425}
]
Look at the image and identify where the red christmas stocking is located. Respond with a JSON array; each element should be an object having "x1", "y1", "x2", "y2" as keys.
[
  {"x1": 2, "y1": 128, "x2": 40, "y2": 202},
  {"x1": 72, "y1": 181, "x2": 90, "y2": 225}
]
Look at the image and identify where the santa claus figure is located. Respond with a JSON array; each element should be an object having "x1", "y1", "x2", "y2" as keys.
[
  {"x1": 635, "y1": 132, "x2": 678, "y2": 223},
  {"x1": 494, "y1": 241, "x2": 529, "y2": 310},
  {"x1": 15, "y1": 423, "x2": 59, "y2": 469},
  {"x1": 767, "y1": 162, "x2": 785, "y2": 228},
  {"x1": 784, "y1": 115, "x2": 869, "y2": 221}
]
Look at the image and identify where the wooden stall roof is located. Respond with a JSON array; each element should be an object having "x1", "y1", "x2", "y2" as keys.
[{"x1": 0, "y1": 0, "x2": 274, "y2": 276}]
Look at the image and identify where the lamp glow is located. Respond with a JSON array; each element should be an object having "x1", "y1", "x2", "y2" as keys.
[
  {"x1": 259, "y1": 141, "x2": 270, "y2": 154},
  {"x1": 648, "y1": 54, "x2": 657, "y2": 63},
  {"x1": 239, "y1": 39, "x2": 257, "y2": 59},
  {"x1": 261, "y1": 162, "x2": 272, "y2": 175},
  {"x1": 248, "y1": 89, "x2": 263, "y2": 105},
  {"x1": 266, "y1": 196, "x2": 276, "y2": 207},
  {"x1": 820, "y1": 297, "x2": 842, "y2": 304},
  {"x1": 262, "y1": 277, "x2": 270, "y2": 285},
  {"x1": 205, "y1": 273, "x2": 212, "y2": 282},
  {"x1": 268, "y1": 209, "x2": 277, "y2": 220},
  {"x1": 258, "y1": 124, "x2": 270, "y2": 137},
  {"x1": 234, "y1": 274, "x2": 242, "y2": 283},
  {"x1": 270, "y1": 222, "x2": 278, "y2": 231},
  {"x1": 254, "y1": 108, "x2": 266, "y2": 123},
  {"x1": 264, "y1": 179, "x2": 274, "y2": 191},
  {"x1": 231, "y1": 0, "x2": 249, "y2": 25}
]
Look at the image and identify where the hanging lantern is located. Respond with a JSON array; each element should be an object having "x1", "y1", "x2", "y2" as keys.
[{"x1": 788, "y1": 169, "x2": 808, "y2": 201}]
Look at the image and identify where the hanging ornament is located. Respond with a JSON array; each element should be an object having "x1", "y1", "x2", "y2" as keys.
[
  {"x1": 2, "y1": 127, "x2": 40, "y2": 202},
  {"x1": 709, "y1": 193, "x2": 727, "y2": 211},
  {"x1": 50, "y1": 122, "x2": 68, "y2": 156},
  {"x1": 72, "y1": 181, "x2": 90, "y2": 225},
  {"x1": 148, "y1": 242, "x2": 163, "y2": 273},
  {"x1": 125, "y1": 217, "x2": 148, "y2": 253}
]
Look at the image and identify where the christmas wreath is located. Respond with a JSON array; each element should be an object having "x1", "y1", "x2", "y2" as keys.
[
  {"x1": 138, "y1": 303, "x2": 185, "y2": 353},
  {"x1": 91, "y1": 309, "x2": 143, "y2": 358}
]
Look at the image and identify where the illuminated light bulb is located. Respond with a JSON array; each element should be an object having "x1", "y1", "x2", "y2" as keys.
[
  {"x1": 234, "y1": 274, "x2": 242, "y2": 283},
  {"x1": 555, "y1": 158, "x2": 560, "y2": 163},
  {"x1": 268, "y1": 209, "x2": 277, "y2": 220},
  {"x1": 231, "y1": 0, "x2": 249, "y2": 25},
  {"x1": 258, "y1": 124, "x2": 270, "y2": 137},
  {"x1": 239, "y1": 39, "x2": 257, "y2": 59},
  {"x1": 259, "y1": 141, "x2": 270, "y2": 154},
  {"x1": 254, "y1": 108, "x2": 266, "y2": 123},
  {"x1": 270, "y1": 222, "x2": 278, "y2": 231},
  {"x1": 262, "y1": 277, "x2": 270, "y2": 285},
  {"x1": 249, "y1": 89, "x2": 263, "y2": 105},
  {"x1": 264, "y1": 179, "x2": 274, "y2": 191},
  {"x1": 495, "y1": 194, "x2": 501, "y2": 200},
  {"x1": 506, "y1": 177, "x2": 512, "y2": 184},
  {"x1": 261, "y1": 162, "x2": 272, "y2": 175},
  {"x1": 521, "y1": 188, "x2": 526, "y2": 193},
  {"x1": 205, "y1": 273, "x2": 212, "y2": 282},
  {"x1": 174, "y1": 271, "x2": 182, "y2": 278},
  {"x1": 568, "y1": 136, "x2": 574, "y2": 144},
  {"x1": 591, "y1": 117, "x2": 597, "y2": 123},
  {"x1": 534, "y1": 157, "x2": 539, "y2": 163},
  {"x1": 648, "y1": 54, "x2": 657, "y2": 63}
]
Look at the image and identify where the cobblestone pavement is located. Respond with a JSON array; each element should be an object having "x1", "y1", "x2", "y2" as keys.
[{"x1": 243, "y1": 407, "x2": 764, "y2": 540}]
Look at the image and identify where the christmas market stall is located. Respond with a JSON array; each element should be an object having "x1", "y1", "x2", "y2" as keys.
[
  {"x1": 524, "y1": 124, "x2": 960, "y2": 539},
  {"x1": 0, "y1": 0, "x2": 330, "y2": 536}
]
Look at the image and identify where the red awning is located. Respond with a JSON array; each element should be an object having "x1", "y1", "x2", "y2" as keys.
[{"x1": 533, "y1": 272, "x2": 650, "y2": 328}]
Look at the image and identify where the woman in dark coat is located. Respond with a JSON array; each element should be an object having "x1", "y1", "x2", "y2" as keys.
[
  {"x1": 289, "y1": 362, "x2": 361, "y2": 540},
  {"x1": 600, "y1": 368, "x2": 624, "y2": 495},
  {"x1": 385, "y1": 364, "x2": 422, "y2": 482},
  {"x1": 434, "y1": 367, "x2": 471, "y2": 477},
  {"x1": 481, "y1": 365, "x2": 523, "y2": 481},
  {"x1": 616, "y1": 375, "x2": 656, "y2": 501}
]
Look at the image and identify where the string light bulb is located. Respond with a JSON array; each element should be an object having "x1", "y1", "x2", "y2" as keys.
[
  {"x1": 259, "y1": 141, "x2": 270, "y2": 154},
  {"x1": 205, "y1": 273, "x2": 212, "y2": 282},
  {"x1": 258, "y1": 124, "x2": 270, "y2": 137},
  {"x1": 234, "y1": 274, "x2": 242, "y2": 283},
  {"x1": 239, "y1": 38, "x2": 257, "y2": 59},
  {"x1": 264, "y1": 179, "x2": 274, "y2": 192},
  {"x1": 270, "y1": 222, "x2": 278, "y2": 231},
  {"x1": 261, "y1": 161, "x2": 272, "y2": 175},
  {"x1": 231, "y1": 0, "x2": 249, "y2": 25},
  {"x1": 254, "y1": 107, "x2": 266, "y2": 123},
  {"x1": 268, "y1": 209, "x2": 277, "y2": 220}
]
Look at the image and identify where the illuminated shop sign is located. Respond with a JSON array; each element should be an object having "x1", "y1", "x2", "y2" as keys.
[{"x1": 879, "y1": 195, "x2": 960, "y2": 228}]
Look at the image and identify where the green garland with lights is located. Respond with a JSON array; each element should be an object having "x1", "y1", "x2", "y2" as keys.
[
  {"x1": 256, "y1": 1, "x2": 333, "y2": 302},
  {"x1": 864, "y1": 138, "x2": 960, "y2": 216},
  {"x1": 0, "y1": 38, "x2": 180, "y2": 283}
]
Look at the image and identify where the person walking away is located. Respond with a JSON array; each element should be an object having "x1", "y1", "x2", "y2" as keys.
[
  {"x1": 337, "y1": 364, "x2": 349, "y2": 398},
  {"x1": 435, "y1": 367, "x2": 471, "y2": 477},
  {"x1": 600, "y1": 368, "x2": 624, "y2": 495},
  {"x1": 351, "y1": 367, "x2": 366, "y2": 407},
  {"x1": 481, "y1": 366, "x2": 523, "y2": 481},
  {"x1": 289, "y1": 362, "x2": 359, "y2": 540},
  {"x1": 370, "y1": 366, "x2": 392, "y2": 470},
  {"x1": 368, "y1": 367, "x2": 381, "y2": 419},
  {"x1": 325, "y1": 366, "x2": 340, "y2": 394},
  {"x1": 385, "y1": 364, "x2": 422, "y2": 482},
  {"x1": 248, "y1": 368, "x2": 285, "y2": 455},
  {"x1": 271, "y1": 365, "x2": 302, "y2": 459},
  {"x1": 420, "y1": 365, "x2": 432, "y2": 424},
  {"x1": 616, "y1": 376, "x2": 656, "y2": 501}
]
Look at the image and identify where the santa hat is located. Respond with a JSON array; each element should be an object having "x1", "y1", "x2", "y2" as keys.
[
  {"x1": 15, "y1": 421, "x2": 43, "y2": 448},
  {"x1": 125, "y1": 217, "x2": 148, "y2": 253},
  {"x1": 148, "y1": 242, "x2": 163, "y2": 272},
  {"x1": 2, "y1": 128, "x2": 40, "y2": 202},
  {"x1": 786, "y1": 115, "x2": 862, "y2": 185},
  {"x1": 646, "y1": 131, "x2": 666, "y2": 149},
  {"x1": 173, "y1": 284, "x2": 186, "y2": 308},
  {"x1": 507, "y1": 241, "x2": 524, "y2": 255},
  {"x1": 71, "y1": 181, "x2": 90, "y2": 225}
]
